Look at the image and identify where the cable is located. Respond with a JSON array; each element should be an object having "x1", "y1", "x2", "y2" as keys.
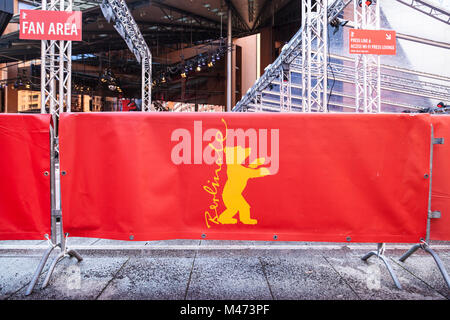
[{"x1": 327, "y1": 28, "x2": 336, "y2": 111}]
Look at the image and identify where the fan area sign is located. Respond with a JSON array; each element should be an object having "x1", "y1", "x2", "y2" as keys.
[{"x1": 19, "y1": 9, "x2": 82, "y2": 41}]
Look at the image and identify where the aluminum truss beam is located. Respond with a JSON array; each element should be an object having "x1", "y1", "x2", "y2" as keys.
[
  {"x1": 353, "y1": 0, "x2": 381, "y2": 113},
  {"x1": 301, "y1": 0, "x2": 328, "y2": 112},
  {"x1": 101, "y1": 0, "x2": 153, "y2": 111},
  {"x1": 395, "y1": 0, "x2": 450, "y2": 25},
  {"x1": 234, "y1": 0, "x2": 352, "y2": 112},
  {"x1": 40, "y1": 0, "x2": 72, "y2": 119}
]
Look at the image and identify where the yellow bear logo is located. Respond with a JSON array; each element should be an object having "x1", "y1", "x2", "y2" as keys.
[{"x1": 218, "y1": 146, "x2": 272, "y2": 225}]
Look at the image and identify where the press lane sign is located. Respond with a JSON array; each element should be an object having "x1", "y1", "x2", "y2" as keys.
[
  {"x1": 349, "y1": 29, "x2": 396, "y2": 55},
  {"x1": 19, "y1": 10, "x2": 82, "y2": 41}
]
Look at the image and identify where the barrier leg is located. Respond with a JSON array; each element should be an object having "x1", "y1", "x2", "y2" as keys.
[
  {"x1": 423, "y1": 246, "x2": 450, "y2": 289},
  {"x1": 25, "y1": 245, "x2": 57, "y2": 296},
  {"x1": 41, "y1": 251, "x2": 65, "y2": 289},
  {"x1": 67, "y1": 249, "x2": 83, "y2": 262},
  {"x1": 377, "y1": 254, "x2": 403, "y2": 290},
  {"x1": 400, "y1": 242, "x2": 450, "y2": 289},
  {"x1": 40, "y1": 233, "x2": 83, "y2": 290},
  {"x1": 39, "y1": 250, "x2": 83, "y2": 290},
  {"x1": 26, "y1": 233, "x2": 83, "y2": 294},
  {"x1": 361, "y1": 243, "x2": 402, "y2": 290},
  {"x1": 361, "y1": 250, "x2": 378, "y2": 261},
  {"x1": 399, "y1": 243, "x2": 421, "y2": 262}
]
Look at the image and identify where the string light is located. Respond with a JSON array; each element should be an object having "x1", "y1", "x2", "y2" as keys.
[{"x1": 153, "y1": 43, "x2": 229, "y2": 88}]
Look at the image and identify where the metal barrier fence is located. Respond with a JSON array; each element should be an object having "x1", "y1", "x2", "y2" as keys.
[
  {"x1": 0, "y1": 113, "x2": 449, "y2": 295},
  {"x1": 0, "y1": 114, "x2": 51, "y2": 240}
]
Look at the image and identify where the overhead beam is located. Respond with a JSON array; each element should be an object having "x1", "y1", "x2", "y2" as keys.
[
  {"x1": 395, "y1": 0, "x2": 450, "y2": 25},
  {"x1": 224, "y1": 0, "x2": 251, "y2": 32}
]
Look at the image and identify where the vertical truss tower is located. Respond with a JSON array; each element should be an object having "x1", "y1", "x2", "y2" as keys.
[
  {"x1": 301, "y1": 0, "x2": 329, "y2": 112},
  {"x1": 40, "y1": 0, "x2": 72, "y2": 131},
  {"x1": 353, "y1": 0, "x2": 381, "y2": 113}
]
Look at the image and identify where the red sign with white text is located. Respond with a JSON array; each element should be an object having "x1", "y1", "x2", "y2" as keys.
[
  {"x1": 349, "y1": 29, "x2": 396, "y2": 55},
  {"x1": 19, "y1": 10, "x2": 82, "y2": 41}
]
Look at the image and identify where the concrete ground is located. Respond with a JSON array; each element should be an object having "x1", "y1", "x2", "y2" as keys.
[{"x1": 0, "y1": 239, "x2": 449, "y2": 300}]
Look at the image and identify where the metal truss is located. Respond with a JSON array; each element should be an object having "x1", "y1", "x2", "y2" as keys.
[
  {"x1": 353, "y1": 0, "x2": 381, "y2": 113},
  {"x1": 395, "y1": 0, "x2": 450, "y2": 25},
  {"x1": 301, "y1": 0, "x2": 328, "y2": 112},
  {"x1": 239, "y1": 53, "x2": 450, "y2": 112},
  {"x1": 319, "y1": 57, "x2": 450, "y2": 102},
  {"x1": 234, "y1": 0, "x2": 449, "y2": 113},
  {"x1": 280, "y1": 64, "x2": 292, "y2": 112},
  {"x1": 40, "y1": 0, "x2": 72, "y2": 129},
  {"x1": 233, "y1": 0, "x2": 352, "y2": 112},
  {"x1": 101, "y1": 0, "x2": 153, "y2": 111}
]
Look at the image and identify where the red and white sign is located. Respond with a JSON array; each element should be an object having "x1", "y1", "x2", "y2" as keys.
[
  {"x1": 19, "y1": 10, "x2": 82, "y2": 41},
  {"x1": 349, "y1": 29, "x2": 396, "y2": 55}
]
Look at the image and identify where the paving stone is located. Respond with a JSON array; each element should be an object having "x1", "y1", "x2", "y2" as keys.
[
  {"x1": 186, "y1": 250, "x2": 273, "y2": 300},
  {"x1": 97, "y1": 252, "x2": 195, "y2": 300},
  {"x1": 260, "y1": 249, "x2": 359, "y2": 300},
  {"x1": 0, "y1": 256, "x2": 43, "y2": 299}
]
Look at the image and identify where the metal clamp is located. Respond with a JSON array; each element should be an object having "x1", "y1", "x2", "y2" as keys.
[
  {"x1": 428, "y1": 211, "x2": 441, "y2": 219},
  {"x1": 51, "y1": 209, "x2": 62, "y2": 217}
]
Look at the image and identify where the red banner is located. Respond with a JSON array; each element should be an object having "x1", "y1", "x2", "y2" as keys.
[
  {"x1": 430, "y1": 115, "x2": 450, "y2": 240},
  {"x1": 349, "y1": 29, "x2": 396, "y2": 55},
  {"x1": 60, "y1": 113, "x2": 430, "y2": 243},
  {"x1": 19, "y1": 10, "x2": 82, "y2": 41},
  {"x1": 0, "y1": 114, "x2": 51, "y2": 240}
]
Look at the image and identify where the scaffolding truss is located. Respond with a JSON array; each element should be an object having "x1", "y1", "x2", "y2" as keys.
[
  {"x1": 301, "y1": 0, "x2": 328, "y2": 112},
  {"x1": 100, "y1": 0, "x2": 153, "y2": 111},
  {"x1": 234, "y1": 0, "x2": 449, "y2": 113},
  {"x1": 40, "y1": 0, "x2": 72, "y2": 123},
  {"x1": 234, "y1": 0, "x2": 352, "y2": 112},
  {"x1": 353, "y1": 0, "x2": 381, "y2": 113},
  {"x1": 239, "y1": 54, "x2": 450, "y2": 112},
  {"x1": 395, "y1": 0, "x2": 450, "y2": 25}
]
